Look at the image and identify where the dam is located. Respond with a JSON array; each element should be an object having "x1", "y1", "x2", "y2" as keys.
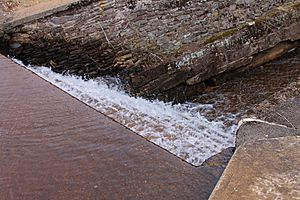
[{"x1": 0, "y1": 0, "x2": 299, "y2": 199}]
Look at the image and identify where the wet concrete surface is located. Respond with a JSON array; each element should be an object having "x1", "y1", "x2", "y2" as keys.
[{"x1": 0, "y1": 54, "x2": 225, "y2": 199}]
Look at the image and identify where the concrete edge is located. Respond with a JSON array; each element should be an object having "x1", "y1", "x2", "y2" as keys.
[
  {"x1": 237, "y1": 117, "x2": 288, "y2": 130},
  {"x1": 0, "y1": 0, "x2": 98, "y2": 31},
  {"x1": 208, "y1": 135, "x2": 300, "y2": 200},
  {"x1": 209, "y1": 106, "x2": 300, "y2": 199},
  {"x1": 208, "y1": 143, "x2": 240, "y2": 200}
]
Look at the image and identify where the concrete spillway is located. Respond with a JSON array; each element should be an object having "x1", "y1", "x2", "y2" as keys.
[
  {"x1": 0, "y1": 54, "x2": 225, "y2": 199},
  {"x1": 0, "y1": 0, "x2": 300, "y2": 199},
  {"x1": 13, "y1": 58, "x2": 236, "y2": 166}
]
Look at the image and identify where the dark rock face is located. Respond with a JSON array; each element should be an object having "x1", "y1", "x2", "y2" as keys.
[
  {"x1": 202, "y1": 147, "x2": 235, "y2": 169},
  {"x1": 0, "y1": 0, "x2": 299, "y2": 101}
]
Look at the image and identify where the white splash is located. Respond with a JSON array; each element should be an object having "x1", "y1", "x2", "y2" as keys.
[{"x1": 13, "y1": 58, "x2": 236, "y2": 166}]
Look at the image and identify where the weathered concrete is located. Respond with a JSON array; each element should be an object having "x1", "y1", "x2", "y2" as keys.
[
  {"x1": 210, "y1": 97, "x2": 300, "y2": 200},
  {"x1": 0, "y1": 54, "x2": 224, "y2": 199},
  {"x1": 209, "y1": 136, "x2": 300, "y2": 200},
  {"x1": 236, "y1": 121, "x2": 300, "y2": 147},
  {"x1": 0, "y1": 0, "x2": 299, "y2": 101},
  {"x1": 259, "y1": 98, "x2": 300, "y2": 129},
  {"x1": 0, "y1": 0, "x2": 81, "y2": 28},
  {"x1": 235, "y1": 98, "x2": 300, "y2": 146}
]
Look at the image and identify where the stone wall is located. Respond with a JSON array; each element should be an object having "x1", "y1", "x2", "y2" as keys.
[{"x1": 0, "y1": 0, "x2": 299, "y2": 101}]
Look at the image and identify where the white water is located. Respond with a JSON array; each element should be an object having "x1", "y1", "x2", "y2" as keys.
[{"x1": 13, "y1": 59, "x2": 237, "y2": 166}]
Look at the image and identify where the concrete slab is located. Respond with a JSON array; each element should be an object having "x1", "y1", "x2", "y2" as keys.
[
  {"x1": 260, "y1": 98, "x2": 300, "y2": 129},
  {"x1": 0, "y1": 54, "x2": 223, "y2": 199},
  {"x1": 209, "y1": 136, "x2": 300, "y2": 200},
  {"x1": 236, "y1": 121, "x2": 300, "y2": 146},
  {"x1": 0, "y1": 0, "x2": 82, "y2": 29}
]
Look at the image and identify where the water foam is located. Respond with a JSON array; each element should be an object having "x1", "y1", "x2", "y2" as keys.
[{"x1": 13, "y1": 58, "x2": 236, "y2": 166}]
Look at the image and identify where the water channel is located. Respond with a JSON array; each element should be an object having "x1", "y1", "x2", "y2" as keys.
[{"x1": 12, "y1": 47, "x2": 300, "y2": 166}]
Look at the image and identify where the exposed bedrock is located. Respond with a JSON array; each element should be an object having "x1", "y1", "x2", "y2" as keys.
[{"x1": 0, "y1": 0, "x2": 299, "y2": 101}]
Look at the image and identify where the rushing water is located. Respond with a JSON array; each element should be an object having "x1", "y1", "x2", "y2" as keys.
[
  {"x1": 12, "y1": 48, "x2": 300, "y2": 166},
  {"x1": 13, "y1": 59, "x2": 237, "y2": 166}
]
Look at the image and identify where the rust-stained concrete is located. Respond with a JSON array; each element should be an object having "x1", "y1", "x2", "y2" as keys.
[
  {"x1": 0, "y1": 54, "x2": 225, "y2": 199},
  {"x1": 209, "y1": 136, "x2": 300, "y2": 200}
]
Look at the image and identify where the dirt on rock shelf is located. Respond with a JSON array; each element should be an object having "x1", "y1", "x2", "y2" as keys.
[
  {"x1": 0, "y1": 0, "x2": 55, "y2": 11},
  {"x1": 0, "y1": 0, "x2": 77, "y2": 24},
  {"x1": 0, "y1": 0, "x2": 37, "y2": 23}
]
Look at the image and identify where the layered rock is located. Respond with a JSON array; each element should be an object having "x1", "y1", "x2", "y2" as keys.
[{"x1": 0, "y1": 0, "x2": 299, "y2": 101}]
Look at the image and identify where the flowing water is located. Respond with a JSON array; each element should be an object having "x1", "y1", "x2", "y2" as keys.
[{"x1": 11, "y1": 48, "x2": 300, "y2": 166}]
